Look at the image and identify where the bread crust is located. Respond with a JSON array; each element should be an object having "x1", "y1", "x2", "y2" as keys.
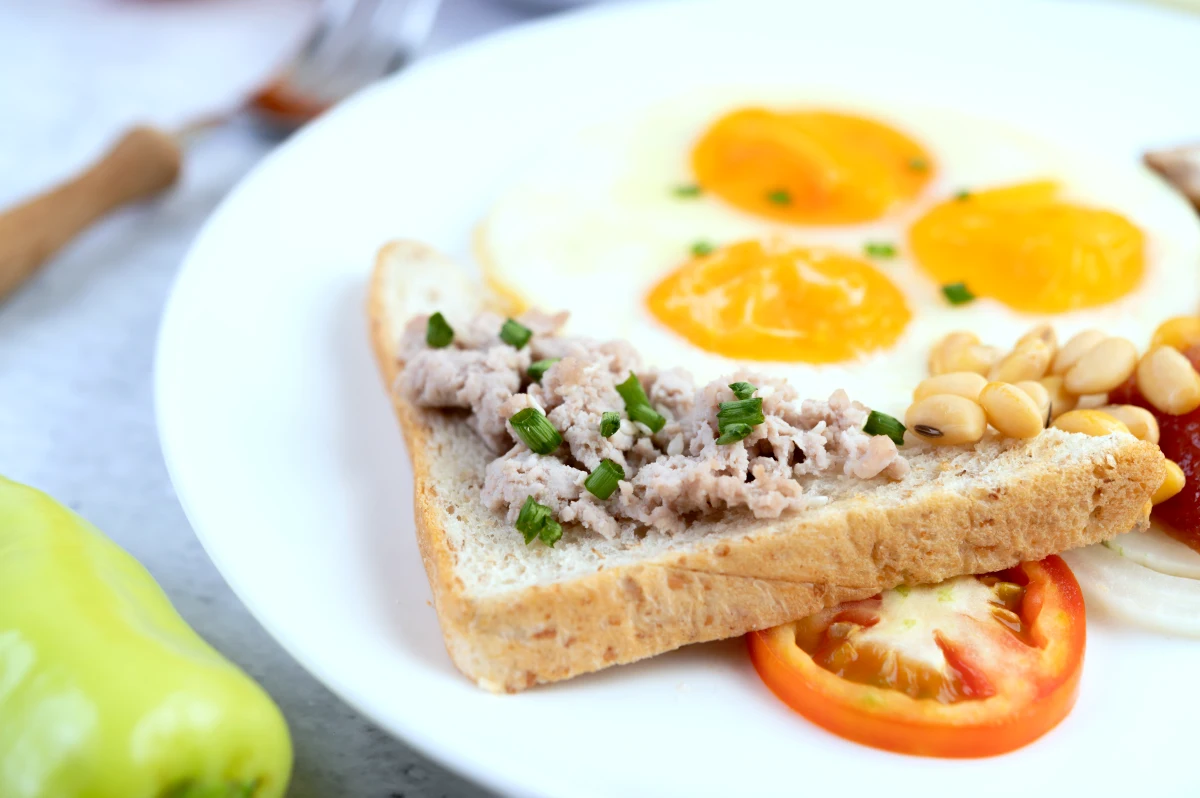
[{"x1": 368, "y1": 240, "x2": 1163, "y2": 693}]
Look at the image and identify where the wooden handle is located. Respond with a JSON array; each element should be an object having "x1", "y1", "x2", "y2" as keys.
[{"x1": 0, "y1": 126, "x2": 182, "y2": 302}]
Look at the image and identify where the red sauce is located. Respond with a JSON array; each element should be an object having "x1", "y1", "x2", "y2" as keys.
[
  {"x1": 1106, "y1": 372, "x2": 1143, "y2": 408},
  {"x1": 1109, "y1": 345, "x2": 1200, "y2": 553}
]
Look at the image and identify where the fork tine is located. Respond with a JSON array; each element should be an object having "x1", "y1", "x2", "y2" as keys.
[
  {"x1": 252, "y1": 0, "x2": 443, "y2": 133},
  {"x1": 295, "y1": 0, "x2": 442, "y2": 104}
]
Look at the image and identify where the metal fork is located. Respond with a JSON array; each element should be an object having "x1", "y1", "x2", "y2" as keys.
[{"x1": 252, "y1": 0, "x2": 443, "y2": 133}]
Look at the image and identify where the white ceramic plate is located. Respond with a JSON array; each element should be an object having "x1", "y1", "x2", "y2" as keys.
[{"x1": 156, "y1": 1, "x2": 1200, "y2": 795}]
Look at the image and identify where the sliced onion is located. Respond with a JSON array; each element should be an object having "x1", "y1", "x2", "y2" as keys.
[
  {"x1": 1104, "y1": 524, "x2": 1200, "y2": 580},
  {"x1": 1062, "y1": 545, "x2": 1200, "y2": 637}
]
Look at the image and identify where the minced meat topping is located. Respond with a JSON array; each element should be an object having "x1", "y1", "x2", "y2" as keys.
[{"x1": 399, "y1": 311, "x2": 908, "y2": 540}]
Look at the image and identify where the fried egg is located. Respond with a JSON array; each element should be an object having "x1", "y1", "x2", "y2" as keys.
[
  {"x1": 477, "y1": 90, "x2": 1200, "y2": 416},
  {"x1": 690, "y1": 107, "x2": 935, "y2": 225},
  {"x1": 909, "y1": 180, "x2": 1146, "y2": 314}
]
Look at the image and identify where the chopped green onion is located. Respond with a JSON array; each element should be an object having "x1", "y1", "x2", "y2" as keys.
[
  {"x1": 954, "y1": 189, "x2": 971, "y2": 201},
  {"x1": 514, "y1": 496, "x2": 564, "y2": 547},
  {"x1": 942, "y1": 282, "x2": 976, "y2": 305},
  {"x1": 508, "y1": 407, "x2": 562, "y2": 454},
  {"x1": 615, "y1": 373, "x2": 652, "y2": 407},
  {"x1": 907, "y1": 157, "x2": 930, "y2": 173},
  {"x1": 528, "y1": 358, "x2": 559, "y2": 383},
  {"x1": 539, "y1": 518, "x2": 563, "y2": 547},
  {"x1": 499, "y1": 318, "x2": 533, "y2": 349},
  {"x1": 715, "y1": 423, "x2": 754, "y2": 445},
  {"x1": 894, "y1": 584, "x2": 912, "y2": 597},
  {"x1": 515, "y1": 495, "x2": 553, "y2": 545},
  {"x1": 766, "y1": 189, "x2": 792, "y2": 205},
  {"x1": 728, "y1": 381, "x2": 756, "y2": 400},
  {"x1": 863, "y1": 410, "x2": 906, "y2": 446},
  {"x1": 628, "y1": 404, "x2": 666, "y2": 432},
  {"x1": 717, "y1": 397, "x2": 764, "y2": 430},
  {"x1": 425, "y1": 312, "x2": 454, "y2": 348},
  {"x1": 691, "y1": 240, "x2": 716, "y2": 257},
  {"x1": 715, "y1": 396, "x2": 764, "y2": 445},
  {"x1": 584, "y1": 459, "x2": 625, "y2": 500},
  {"x1": 673, "y1": 183, "x2": 703, "y2": 198},
  {"x1": 863, "y1": 241, "x2": 897, "y2": 259},
  {"x1": 600, "y1": 411, "x2": 621, "y2": 438},
  {"x1": 615, "y1": 373, "x2": 666, "y2": 433}
]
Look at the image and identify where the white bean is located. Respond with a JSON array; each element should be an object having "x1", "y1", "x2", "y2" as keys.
[
  {"x1": 980, "y1": 382, "x2": 1045, "y2": 438},
  {"x1": 1064, "y1": 337, "x2": 1137, "y2": 395},
  {"x1": 905, "y1": 394, "x2": 987, "y2": 446},
  {"x1": 1097, "y1": 405, "x2": 1159, "y2": 444},
  {"x1": 990, "y1": 340, "x2": 1052, "y2": 383},
  {"x1": 1051, "y1": 329, "x2": 1106, "y2": 375},
  {"x1": 1136, "y1": 346, "x2": 1200, "y2": 416},
  {"x1": 913, "y1": 372, "x2": 988, "y2": 403}
]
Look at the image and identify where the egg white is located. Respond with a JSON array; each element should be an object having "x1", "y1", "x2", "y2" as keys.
[{"x1": 477, "y1": 89, "x2": 1200, "y2": 417}]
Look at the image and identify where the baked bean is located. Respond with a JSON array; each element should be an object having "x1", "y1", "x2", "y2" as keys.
[
  {"x1": 928, "y1": 332, "x2": 976, "y2": 376},
  {"x1": 1051, "y1": 409, "x2": 1130, "y2": 437},
  {"x1": 913, "y1": 372, "x2": 988, "y2": 403},
  {"x1": 1038, "y1": 375, "x2": 1078, "y2": 419},
  {"x1": 1016, "y1": 324, "x2": 1057, "y2": 359},
  {"x1": 1051, "y1": 329, "x2": 1106, "y2": 375},
  {"x1": 1063, "y1": 337, "x2": 1137, "y2": 394},
  {"x1": 969, "y1": 345, "x2": 1002, "y2": 374},
  {"x1": 990, "y1": 339, "x2": 1052, "y2": 383},
  {"x1": 929, "y1": 332, "x2": 997, "y2": 376},
  {"x1": 1097, "y1": 405, "x2": 1159, "y2": 444},
  {"x1": 1015, "y1": 380, "x2": 1051, "y2": 420},
  {"x1": 905, "y1": 394, "x2": 987, "y2": 446},
  {"x1": 1151, "y1": 316, "x2": 1200, "y2": 353},
  {"x1": 1075, "y1": 393, "x2": 1110, "y2": 410},
  {"x1": 1136, "y1": 346, "x2": 1200, "y2": 416},
  {"x1": 980, "y1": 382, "x2": 1044, "y2": 438},
  {"x1": 1153, "y1": 460, "x2": 1186, "y2": 505}
]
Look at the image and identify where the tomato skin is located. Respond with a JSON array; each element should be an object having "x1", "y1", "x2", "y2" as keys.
[{"x1": 747, "y1": 557, "x2": 1085, "y2": 758}]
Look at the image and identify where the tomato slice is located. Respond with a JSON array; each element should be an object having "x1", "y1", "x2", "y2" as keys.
[{"x1": 748, "y1": 556, "x2": 1085, "y2": 758}]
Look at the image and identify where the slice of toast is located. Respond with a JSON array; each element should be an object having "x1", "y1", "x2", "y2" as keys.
[{"x1": 367, "y1": 239, "x2": 1163, "y2": 693}]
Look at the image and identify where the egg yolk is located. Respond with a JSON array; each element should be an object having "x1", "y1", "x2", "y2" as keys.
[
  {"x1": 909, "y1": 180, "x2": 1145, "y2": 313},
  {"x1": 691, "y1": 108, "x2": 934, "y2": 225},
  {"x1": 646, "y1": 240, "x2": 911, "y2": 363}
]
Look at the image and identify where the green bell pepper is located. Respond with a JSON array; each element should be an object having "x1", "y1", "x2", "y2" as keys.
[{"x1": 0, "y1": 477, "x2": 292, "y2": 798}]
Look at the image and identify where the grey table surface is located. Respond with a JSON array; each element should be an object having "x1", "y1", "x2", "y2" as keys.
[{"x1": 0, "y1": 1, "x2": 552, "y2": 795}]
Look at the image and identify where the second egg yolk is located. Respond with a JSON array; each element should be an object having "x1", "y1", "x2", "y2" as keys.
[
  {"x1": 691, "y1": 108, "x2": 934, "y2": 225},
  {"x1": 646, "y1": 240, "x2": 911, "y2": 363},
  {"x1": 909, "y1": 181, "x2": 1145, "y2": 313}
]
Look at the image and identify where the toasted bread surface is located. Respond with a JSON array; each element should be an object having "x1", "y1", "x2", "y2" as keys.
[{"x1": 368, "y1": 240, "x2": 1163, "y2": 693}]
